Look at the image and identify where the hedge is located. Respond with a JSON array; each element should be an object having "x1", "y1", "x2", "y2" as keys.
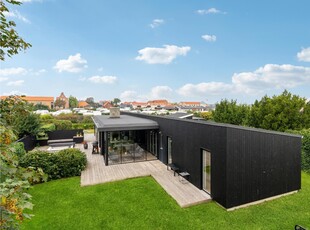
[
  {"x1": 19, "y1": 148, "x2": 87, "y2": 180},
  {"x1": 287, "y1": 129, "x2": 310, "y2": 173},
  {"x1": 72, "y1": 123, "x2": 94, "y2": 130}
]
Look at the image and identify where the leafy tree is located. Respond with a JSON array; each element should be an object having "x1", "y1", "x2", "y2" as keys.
[
  {"x1": 54, "y1": 98, "x2": 66, "y2": 109},
  {"x1": 111, "y1": 98, "x2": 121, "y2": 107},
  {"x1": 248, "y1": 90, "x2": 308, "y2": 131},
  {"x1": 69, "y1": 96, "x2": 78, "y2": 108},
  {"x1": 85, "y1": 97, "x2": 94, "y2": 105},
  {"x1": 0, "y1": 125, "x2": 46, "y2": 229},
  {"x1": 0, "y1": 0, "x2": 32, "y2": 61},
  {"x1": 212, "y1": 99, "x2": 250, "y2": 125},
  {"x1": 85, "y1": 97, "x2": 100, "y2": 108},
  {"x1": 0, "y1": 96, "x2": 41, "y2": 138}
]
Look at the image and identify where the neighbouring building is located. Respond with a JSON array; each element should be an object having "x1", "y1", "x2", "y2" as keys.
[
  {"x1": 92, "y1": 110, "x2": 301, "y2": 210},
  {"x1": 179, "y1": 101, "x2": 201, "y2": 107},
  {"x1": 78, "y1": 101, "x2": 89, "y2": 108},
  {"x1": 147, "y1": 99, "x2": 169, "y2": 108},
  {"x1": 0, "y1": 95, "x2": 54, "y2": 109},
  {"x1": 55, "y1": 92, "x2": 69, "y2": 109},
  {"x1": 102, "y1": 101, "x2": 113, "y2": 109}
]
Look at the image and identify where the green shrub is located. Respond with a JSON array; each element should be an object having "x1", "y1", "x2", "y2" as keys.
[
  {"x1": 41, "y1": 123, "x2": 56, "y2": 132},
  {"x1": 19, "y1": 148, "x2": 87, "y2": 180},
  {"x1": 54, "y1": 120, "x2": 73, "y2": 130},
  {"x1": 14, "y1": 142, "x2": 26, "y2": 158},
  {"x1": 287, "y1": 129, "x2": 310, "y2": 173},
  {"x1": 72, "y1": 123, "x2": 94, "y2": 130},
  {"x1": 56, "y1": 149, "x2": 87, "y2": 177},
  {"x1": 40, "y1": 114, "x2": 54, "y2": 120}
]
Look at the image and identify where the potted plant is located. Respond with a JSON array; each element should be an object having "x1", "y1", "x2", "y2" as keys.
[{"x1": 83, "y1": 141, "x2": 88, "y2": 149}]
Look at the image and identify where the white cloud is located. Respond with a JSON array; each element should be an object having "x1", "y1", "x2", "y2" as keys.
[
  {"x1": 7, "y1": 80, "x2": 25, "y2": 86},
  {"x1": 178, "y1": 64, "x2": 310, "y2": 97},
  {"x1": 150, "y1": 86, "x2": 173, "y2": 99},
  {"x1": 54, "y1": 53, "x2": 87, "y2": 73},
  {"x1": 32, "y1": 69, "x2": 46, "y2": 76},
  {"x1": 202, "y1": 34, "x2": 217, "y2": 42},
  {"x1": 120, "y1": 90, "x2": 139, "y2": 102},
  {"x1": 232, "y1": 64, "x2": 310, "y2": 93},
  {"x1": 149, "y1": 19, "x2": 164, "y2": 28},
  {"x1": 3, "y1": 10, "x2": 30, "y2": 23},
  {"x1": 136, "y1": 45, "x2": 191, "y2": 64},
  {"x1": 97, "y1": 67, "x2": 104, "y2": 72},
  {"x1": 297, "y1": 47, "x2": 310, "y2": 62},
  {"x1": 197, "y1": 8, "x2": 226, "y2": 15},
  {"x1": 178, "y1": 82, "x2": 234, "y2": 97},
  {"x1": 0, "y1": 77, "x2": 9, "y2": 82},
  {"x1": 88, "y1": 76, "x2": 117, "y2": 84},
  {"x1": 0, "y1": 67, "x2": 28, "y2": 77}
]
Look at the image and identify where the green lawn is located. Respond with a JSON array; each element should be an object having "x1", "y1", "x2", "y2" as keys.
[{"x1": 22, "y1": 173, "x2": 310, "y2": 230}]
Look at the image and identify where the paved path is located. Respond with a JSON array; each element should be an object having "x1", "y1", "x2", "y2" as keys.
[{"x1": 80, "y1": 134, "x2": 211, "y2": 208}]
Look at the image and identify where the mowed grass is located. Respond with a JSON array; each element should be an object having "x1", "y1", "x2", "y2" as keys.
[{"x1": 22, "y1": 173, "x2": 310, "y2": 230}]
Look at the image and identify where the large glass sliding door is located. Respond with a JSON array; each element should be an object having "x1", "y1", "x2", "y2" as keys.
[{"x1": 202, "y1": 149, "x2": 211, "y2": 194}]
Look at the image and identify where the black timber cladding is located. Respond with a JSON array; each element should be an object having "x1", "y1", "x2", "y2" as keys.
[{"x1": 122, "y1": 112, "x2": 301, "y2": 209}]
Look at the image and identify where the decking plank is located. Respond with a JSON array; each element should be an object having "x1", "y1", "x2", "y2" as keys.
[{"x1": 80, "y1": 134, "x2": 211, "y2": 208}]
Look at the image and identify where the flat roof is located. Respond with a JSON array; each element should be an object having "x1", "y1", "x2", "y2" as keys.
[{"x1": 92, "y1": 115, "x2": 159, "y2": 131}]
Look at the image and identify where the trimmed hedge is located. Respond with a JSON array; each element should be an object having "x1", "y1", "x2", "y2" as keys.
[
  {"x1": 19, "y1": 148, "x2": 87, "y2": 180},
  {"x1": 53, "y1": 120, "x2": 73, "y2": 130},
  {"x1": 72, "y1": 123, "x2": 94, "y2": 130}
]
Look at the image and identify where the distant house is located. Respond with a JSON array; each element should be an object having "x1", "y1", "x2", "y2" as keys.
[
  {"x1": 131, "y1": 101, "x2": 148, "y2": 109},
  {"x1": 0, "y1": 95, "x2": 54, "y2": 109},
  {"x1": 179, "y1": 105, "x2": 207, "y2": 112},
  {"x1": 78, "y1": 101, "x2": 89, "y2": 108},
  {"x1": 102, "y1": 101, "x2": 113, "y2": 109},
  {"x1": 147, "y1": 100, "x2": 169, "y2": 108},
  {"x1": 56, "y1": 92, "x2": 69, "y2": 109},
  {"x1": 179, "y1": 101, "x2": 201, "y2": 107}
]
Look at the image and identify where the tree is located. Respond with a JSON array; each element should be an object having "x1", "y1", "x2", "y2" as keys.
[
  {"x1": 212, "y1": 99, "x2": 250, "y2": 125},
  {"x1": 111, "y1": 98, "x2": 121, "y2": 107},
  {"x1": 0, "y1": 125, "x2": 46, "y2": 229},
  {"x1": 248, "y1": 90, "x2": 308, "y2": 131},
  {"x1": 54, "y1": 98, "x2": 66, "y2": 109},
  {"x1": 69, "y1": 96, "x2": 78, "y2": 108},
  {"x1": 0, "y1": 0, "x2": 32, "y2": 61},
  {"x1": 0, "y1": 96, "x2": 41, "y2": 138}
]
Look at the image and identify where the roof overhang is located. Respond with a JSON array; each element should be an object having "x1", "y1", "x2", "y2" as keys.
[{"x1": 92, "y1": 115, "x2": 159, "y2": 132}]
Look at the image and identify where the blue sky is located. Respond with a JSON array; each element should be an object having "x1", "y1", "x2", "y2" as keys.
[{"x1": 1, "y1": 0, "x2": 310, "y2": 104}]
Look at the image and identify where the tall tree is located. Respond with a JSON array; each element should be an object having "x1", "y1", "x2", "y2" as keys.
[
  {"x1": 54, "y1": 98, "x2": 66, "y2": 109},
  {"x1": 111, "y1": 98, "x2": 121, "y2": 107},
  {"x1": 248, "y1": 90, "x2": 308, "y2": 131},
  {"x1": 0, "y1": 0, "x2": 32, "y2": 61},
  {"x1": 69, "y1": 96, "x2": 78, "y2": 108},
  {"x1": 212, "y1": 99, "x2": 250, "y2": 125}
]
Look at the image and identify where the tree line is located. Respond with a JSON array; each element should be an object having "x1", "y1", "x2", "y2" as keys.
[{"x1": 207, "y1": 90, "x2": 310, "y2": 132}]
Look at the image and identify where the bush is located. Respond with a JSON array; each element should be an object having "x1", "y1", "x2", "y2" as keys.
[
  {"x1": 20, "y1": 148, "x2": 87, "y2": 180},
  {"x1": 287, "y1": 129, "x2": 310, "y2": 173},
  {"x1": 53, "y1": 120, "x2": 72, "y2": 130},
  {"x1": 72, "y1": 123, "x2": 94, "y2": 130},
  {"x1": 14, "y1": 142, "x2": 26, "y2": 158},
  {"x1": 41, "y1": 123, "x2": 56, "y2": 132}
]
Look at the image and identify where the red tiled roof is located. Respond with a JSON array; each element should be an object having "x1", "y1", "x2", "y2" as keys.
[{"x1": 0, "y1": 95, "x2": 54, "y2": 102}]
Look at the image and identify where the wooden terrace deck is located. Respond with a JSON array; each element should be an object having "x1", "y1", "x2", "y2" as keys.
[{"x1": 80, "y1": 134, "x2": 211, "y2": 208}]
